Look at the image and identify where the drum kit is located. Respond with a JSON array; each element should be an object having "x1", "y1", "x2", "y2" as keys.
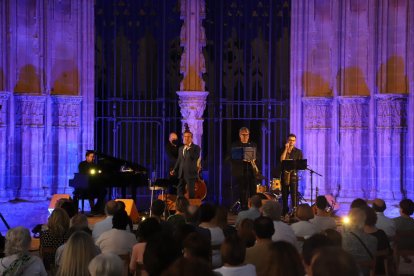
[{"x1": 256, "y1": 178, "x2": 282, "y2": 201}]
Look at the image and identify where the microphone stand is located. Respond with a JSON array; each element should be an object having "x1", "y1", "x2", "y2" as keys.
[{"x1": 306, "y1": 166, "x2": 322, "y2": 206}]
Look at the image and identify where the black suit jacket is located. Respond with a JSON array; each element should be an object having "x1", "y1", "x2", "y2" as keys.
[{"x1": 173, "y1": 143, "x2": 201, "y2": 179}]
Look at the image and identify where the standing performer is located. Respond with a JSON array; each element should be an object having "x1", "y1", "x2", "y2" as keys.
[
  {"x1": 165, "y1": 132, "x2": 182, "y2": 193},
  {"x1": 231, "y1": 127, "x2": 259, "y2": 210},
  {"x1": 280, "y1": 133, "x2": 303, "y2": 215},
  {"x1": 170, "y1": 128, "x2": 200, "y2": 198}
]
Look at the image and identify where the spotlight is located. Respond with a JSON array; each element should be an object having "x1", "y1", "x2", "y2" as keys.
[
  {"x1": 98, "y1": 170, "x2": 102, "y2": 174},
  {"x1": 90, "y1": 169, "x2": 96, "y2": 175},
  {"x1": 342, "y1": 216, "x2": 350, "y2": 225}
]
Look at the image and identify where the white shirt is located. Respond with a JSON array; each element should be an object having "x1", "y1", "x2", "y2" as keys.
[
  {"x1": 95, "y1": 228, "x2": 137, "y2": 255},
  {"x1": 214, "y1": 264, "x2": 256, "y2": 276},
  {"x1": 376, "y1": 212, "x2": 396, "y2": 237},
  {"x1": 272, "y1": 220, "x2": 298, "y2": 247},
  {"x1": 201, "y1": 226, "x2": 225, "y2": 268},
  {"x1": 92, "y1": 216, "x2": 113, "y2": 241},
  {"x1": 310, "y1": 215, "x2": 337, "y2": 231}
]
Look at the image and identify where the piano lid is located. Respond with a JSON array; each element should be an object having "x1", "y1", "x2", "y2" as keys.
[{"x1": 94, "y1": 152, "x2": 148, "y2": 174}]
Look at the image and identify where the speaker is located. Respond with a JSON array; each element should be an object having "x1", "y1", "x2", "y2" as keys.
[
  {"x1": 115, "y1": 199, "x2": 139, "y2": 223},
  {"x1": 48, "y1": 194, "x2": 71, "y2": 214}
]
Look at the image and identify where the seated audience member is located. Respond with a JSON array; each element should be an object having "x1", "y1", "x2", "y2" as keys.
[
  {"x1": 236, "y1": 218, "x2": 256, "y2": 248},
  {"x1": 55, "y1": 213, "x2": 93, "y2": 266},
  {"x1": 310, "y1": 196, "x2": 337, "y2": 231},
  {"x1": 88, "y1": 253, "x2": 124, "y2": 276},
  {"x1": 393, "y1": 198, "x2": 414, "y2": 250},
  {"x1": 55, "y1": 198, "x2": 77, "y2": 219},
  {"x1": 151, "y1": 199, "x2": 172, "y2": 232},
  {"x1": 350, "y1": 198, "x2": 368, "y2": 209},
  {"x1": 56, "y1": 231, "x2": 99, "y2": 276},
  {"x1": 167, "y1": 196, "x2": 190, "y2": 230},
  {"x1": 364, "y1": 206, "x2": 391, "y2": 274},
  {"x1": 214, "y1": 236, "x2": 256, "y2": 276},
  {"x1": 143, "y1": 232, "x2": 181, "y2": 276},
  {"x1": 129, "y1": 217, "x2": 162, "y2": 275},
  {"x1": 291, "y1": 204, "x2": 320, "y2": 240},
  {"x1": 0, "y1": 227, "x2": 47, "y2": 276},
  {"x1": 214, "y1": 205, "x2": 237, "y2": 238},
  {"x1": 245, "y1": 216, "x2": 275, "y2": 276},
  {"x1": 95, "y1": 209, "x2": 137, "y2": 255},
  {"x1": 342, "y1": 207, "x2": 377, "y2": 263},
  {"x1": 116, "y1": 200, "x2": 133, "y2": 231},
  {"x1": 162, "y1": 257, "x2": 215, "y2": 276},
  {"x1": 235, "y1": 195, "x2": 262, "y2": 227},
  {"x1": 261, "y1": 200, "x2": 297, "y2": 246},
  {"x1": 198, "y1": 203, "x2": 225, "y2": 268},
  {"x1": 311, "y1": 247, "x2": 360, "y2": 276},
  {"x1": 302, "y1": 234, "x2": 334, "y2": 275},
  {"x1": 372, "y1": 198, "x2": 396, "y2": 238},
  {"x1": 393, "y1": 198, "x2": 414, "y2": 231},
  {"x1": 92, "y1": 200, "x2": 119, "y2": 241},
  {"x1": 263, "y1": 241, "x2": 304, "y2": 276},
  {"x1": 40, "y1": 208, "x2": 70, "y2": 269},
  {"x1": 324, "y1": 228, "x2": 342, "y2": 247},
  {"x1": 182, "y1": 232, "x2": 211, "y2": 263}
]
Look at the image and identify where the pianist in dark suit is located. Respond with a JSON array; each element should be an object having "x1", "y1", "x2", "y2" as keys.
[
  {"x1": 170, "y1": 130, "x2": 200, "y2": 198},
  {"x1": 78, "y1": 151, "x2": 106, "y2": 214}
]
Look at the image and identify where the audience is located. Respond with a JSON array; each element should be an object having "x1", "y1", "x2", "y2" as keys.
[
  {"x1": 92, "y1": 200, "x2": 119, "y2": 241},
  {"x1": 261, "y1": 200, "x2": 297, "y2": 246},
  {"x1": 393, "y1": 198, "x2": 414, "y2": 250},
  {"x1": 0, "y1": 227, "x2": 47, "y2": 276},
  {"x1": 214, "y1": 205, "x2": 237, "y2": 238},
  {"x1": 310, "y1": 247, "x2": 360, "y2": 276},
  {"x1": 302, "y1": 234, "x2": 335, "y2": 275},
  {"x1": 88, "y1": 253, "x2": 124, "y2": 276},
  {"x1": 167, "y1": 196, "x2": 190, "y2": 230},
  {"x1": 235, "y1": 195, "x2": 262, "y2": 227},
  {"x1": 40, "y1": 208, "x2": 70, "y2": 269},
  {"x1": 56, "y1": 231, "x2": 99, "y2": 276},
  {"x1": 263, "y1": 241, "x2": 304, "y2": 276},
  {"x1": 214, "y1": 235, "x2": 256, "y2": 276},
  {"x1": 236, "y1": 218, "x2": 256, "y2": 248},
  {"x1": 198, "y1": 203, "x2": 225, "y2": 268},
  {"x1": 162, "y1": 257, "x2": 215, "y2": 276},
  {"x1": 182, "y1": 232, "x2": 211, "y2": 263},
  {"x1": 95, "y1": 209, "x2": 137, "y2": 255},
  {"x1": 350, "y1": 198, "x2": 368, "y2": 209},
  {"x1": 291, "y1": 204, "x2": 320, "y2": 241},
  {"x1": 310, "y1": 196, "x2": 337, "y2": 231},
  {"x1": 245, "y1": 216, "x2": 274, "y2": 276},
  {"x1": 129, "y1": 217, "x2": 162, "y2": 275},
  {"x1": 372, "y1": 198, "x2": 396, "y2": 238}
]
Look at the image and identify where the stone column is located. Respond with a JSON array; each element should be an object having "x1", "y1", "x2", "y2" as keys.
[
  {"x1": 302, "y1": 97, "x2": 334, "y2": 199},
  {"x1": 338, "y1": 96, "x2": 371, "y2": 199},
  {"x1": 176, "y1": 0, "x2": 208, "y2": 147},
  {"x1": 14, "y1": 95, "x2": 47, "y2": 200},
  {"x1": 375, "y1": 94, "x2": 408, "y2": 200},
  {"x1": 0, "y1": 92, "x2": 10, "y2": 201},
  {"x1": 50, "y1": 96, "x2": 82, "y2": 194}
]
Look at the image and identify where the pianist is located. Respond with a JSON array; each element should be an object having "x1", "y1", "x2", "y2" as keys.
[{"x1": 78, "y1": 151, "x2": 106, "y2": 215}]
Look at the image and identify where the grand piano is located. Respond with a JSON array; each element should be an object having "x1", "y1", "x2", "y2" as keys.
[{"x1": 69, "y1": 152, "x2": 148, "y2": 211}]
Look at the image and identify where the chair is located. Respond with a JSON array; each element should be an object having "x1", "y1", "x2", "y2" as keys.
[
  {"x1": 118, "y1": 253, "x2": 131, "y2": 276},
  {"x1": 375, "y1": 248, "x2": 392, "y2": 276},
  {"x1": 393, "y1": 230, "x2": 414, "y2": 275}
]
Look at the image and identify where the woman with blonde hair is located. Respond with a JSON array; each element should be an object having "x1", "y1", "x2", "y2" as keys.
[
  {"x1": 56, "y1": 231, "x2": 99, "y2": 276},
  {"x1": 0, "y1": 227, "x2": 47, "y2": 276},
  {"x1": 40, "y1": 207, "x2": 70, "y2": 269}
]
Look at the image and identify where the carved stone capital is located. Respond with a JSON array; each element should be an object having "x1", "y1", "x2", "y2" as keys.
[
  {"x1": 302, "y1": 97, "x2": 333, "y2": 129},
  {"x1": 177, "y1": 91, "x2": 209, "y2": 146},
  {"x1": 375, "y1": 94, "x2": 408, "y2": 129},
  {"x1": 338, "y1": 96, "x2": 370, "y2": 129},
  {"x1": 15, "y1": 95, "x2": 46, "y2": 126},
  {"x1": 51, "y1": 96, "x2": 82, "y2": 128}
]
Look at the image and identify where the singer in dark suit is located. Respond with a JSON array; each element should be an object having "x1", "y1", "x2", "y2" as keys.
[{"x1": 170, "y1": 130, "x2": 200, "y2": 198}]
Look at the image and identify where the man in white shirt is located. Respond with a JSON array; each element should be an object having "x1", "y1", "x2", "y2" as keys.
[
  {"x1": 95, "y1": 209, "x2": 137, "y2": 255},
  {"x1": 261, "y1": 200, "x2": 297, "y2": 247},
  {"x1": 372, "y1": 198, "x2": 396, "y2": 238},
  {"x1": 310, "y1": 196, "x2": 337, "y2": 231},
  {"x1": 235, "y1": 195, "x2": 262, "y2": 227},
  {"x1": 92, "y1": 200, "x2": 119, "y2": 241}
]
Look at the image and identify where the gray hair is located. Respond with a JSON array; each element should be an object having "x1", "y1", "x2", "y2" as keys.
[
  {"x1": 239, "y1": 127, "x2": 250, "y2": 134},
  {"x1": 262, "y1": 201, "x2": 282, "y2": 221},
  {"x1": 5, "y1": 227, "x2": 31, "y2": 256},
  {"x1": 348, "y1": 207, "x2": 366, "y2": 230},
  {"x1": 88, "y1": 253, "x2": 124, "y2": 276}
]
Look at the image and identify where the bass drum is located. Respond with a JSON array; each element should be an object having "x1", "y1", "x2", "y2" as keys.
[{"x1": 257, "y1": 192, "x2": 277, "y2": 201}]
